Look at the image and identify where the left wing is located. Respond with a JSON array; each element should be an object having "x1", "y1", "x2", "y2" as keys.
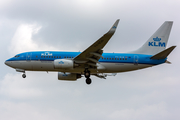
[{"x1": 74, "y1": 19, "x2": 120, "y2": 67}]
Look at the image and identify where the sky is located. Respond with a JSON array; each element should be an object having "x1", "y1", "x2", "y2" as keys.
[{"x1": 0, "y1": 0, "x2": 180, "y2": 120}]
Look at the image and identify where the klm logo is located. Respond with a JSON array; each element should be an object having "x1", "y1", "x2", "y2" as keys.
[
  {"x1": 112, "y1": 26, "x2": 116, "y2": 29},
  {"x1": 148, "y1": 37, "x2": 166, "y2": 47},
  {"x1": 63, "y1": 74, "x2": 68, "y2": 76},
  {"x1": 41, "y1": 52, "x2": 52, "y2": 56},
  {"x1": 59, "y1": 61, "x2": 64, "y2": 64}
]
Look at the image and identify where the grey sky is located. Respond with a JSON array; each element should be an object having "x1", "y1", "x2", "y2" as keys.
[{"x1": 0, "y1": 0, "x2": 180, "y2": 120}]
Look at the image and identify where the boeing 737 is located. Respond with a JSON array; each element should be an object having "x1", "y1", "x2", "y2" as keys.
[{"x1": 5, "y1": 20, "x2": 176, "y2": 84}]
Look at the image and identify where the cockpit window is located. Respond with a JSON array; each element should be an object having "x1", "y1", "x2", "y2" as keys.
[{"x1": 14, "y1": 55, "x2": 20, "y2": 58}]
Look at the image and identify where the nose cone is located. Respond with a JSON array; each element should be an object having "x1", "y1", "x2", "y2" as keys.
[
  {"x1": 5, "y1": 59, "x2": 12, "y2": 67},
  {"x1": 5, "y1": 60, "x2": 9, "y2": 66}
]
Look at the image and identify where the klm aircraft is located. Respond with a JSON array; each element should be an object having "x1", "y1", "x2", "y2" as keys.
[{"x1": 5, "y1": 20, "x2": 176, "y2": 84}]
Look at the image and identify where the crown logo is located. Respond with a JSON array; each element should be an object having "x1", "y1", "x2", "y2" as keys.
[
  {"x1": 153, "y1": 37, "x2": 161, "y2": 41},
  {"x1": 112, "y1": 26, "x2": 116, "y2": 29},
  {"x1": 59, "y1": 61, "x2": 64, "y2": 64}
]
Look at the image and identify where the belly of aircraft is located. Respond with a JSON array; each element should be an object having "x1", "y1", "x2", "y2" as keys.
[{"x1": 15, "y1": 61, "x2": 152, "y2": 73}]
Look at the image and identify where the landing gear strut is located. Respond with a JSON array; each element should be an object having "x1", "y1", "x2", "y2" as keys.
[
  {"x1": 22, "y1": 73, "x2": 26, "y2": 78},
  {"x1": 84, "y1": 68, "x2": 91, "y2": 85}
]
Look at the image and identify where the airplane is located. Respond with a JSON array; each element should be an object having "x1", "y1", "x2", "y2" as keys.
[{"x1": 5, "y1": 19, "x2": 176, "y2": 85}]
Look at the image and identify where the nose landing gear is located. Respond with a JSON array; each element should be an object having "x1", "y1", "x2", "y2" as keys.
[
  {"x1": 86, "y1": 78, "x2": 91, "y2": 84},
  {"x1": 84, "y1": 69, "x2": 92, "y2": 85},
  {"x1": 22, "y1": 73, "x2": 26, "y2": 78}
]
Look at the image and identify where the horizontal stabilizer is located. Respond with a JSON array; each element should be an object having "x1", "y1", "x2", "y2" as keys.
[
  {"x1": 165, "y1": 60, "x2": 171, "y2": 64},
  {"x1": 150, "y1": 46, "x2": 176, "y2": 60}
]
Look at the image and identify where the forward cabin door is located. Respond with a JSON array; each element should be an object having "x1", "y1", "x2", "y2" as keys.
[
  {"x1": 26, "y1": 53, "x2": 32, "y2": 61},
  {"x1": 26, "y1": 52, "x2": 33, "y2": 70}
]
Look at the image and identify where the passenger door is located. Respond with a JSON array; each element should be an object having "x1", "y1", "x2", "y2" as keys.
[{"x1": 134, "y1": 55, "x2": 138, "y2": 65}]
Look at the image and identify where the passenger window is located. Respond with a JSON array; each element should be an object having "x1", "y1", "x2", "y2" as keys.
[
  {"x1": 54, "y1": 56, "x2": 56, "y2": 58},
  {"x1": 59, "y1": 56, "x2": 61, "y2": 58},
  {"x1": 117, "y1": 58, "x2": 119, "y2": 60},
  {"x1": 64, "y1": 57, "x2": 66, "y2": 58},
  {"x1": 120, "y1": 58, "x2": 121, "y2": 60},
  {"x1": 115, "y1": 58, "x2": 116, "y2": 60},
  {"x1": 104, "y1": 58, "x2": 106, "y2": 60},
  {"x1": 125, "y1": 58, "x2": 127, "y2": 60},
  {"x1": 44, "y1": 56, "x2": 45, "y2": 58},
  {"x1": 112, "y1": 58, "x2": 114, "y2": 60},
  {"x1": 107, "y1": 58, "x2": 108, "y2": 60},
  {"x1": 123, "y1": 58, "x2": 124, "y2": 60},
  {"x1": 41, "y1": 56, "x2": 43, "y2": 58},
  {"x1": 109, "y1": 58, "x2": 111, "y2": 60},
  {"x1": 52, "y1": 56, "x2": 53, "y2": 58},
  {"x1": 49, "y1": 56, "x2": 51, "y2": 58}
]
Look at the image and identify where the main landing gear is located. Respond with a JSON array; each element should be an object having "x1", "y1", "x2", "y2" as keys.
[{"x1": 84, "y1": 68, "x2": 91, "y2": 85}]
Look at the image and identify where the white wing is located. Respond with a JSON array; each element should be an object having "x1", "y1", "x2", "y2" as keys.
[{"x1": 74, "y1": 19, "x2": 120, "y2": 68}]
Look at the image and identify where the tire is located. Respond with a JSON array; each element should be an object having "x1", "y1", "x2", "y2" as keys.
[
  {"x1": 86, "y1": 78, "x2": 92, "y2": 85},
  {"x1": 22, "y1": 74, "x2": 26, "y2": 78}
]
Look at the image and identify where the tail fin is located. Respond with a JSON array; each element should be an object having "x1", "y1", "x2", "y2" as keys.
[{"x1": 131, "y1": 21, "x2": 173, "y2": 55}]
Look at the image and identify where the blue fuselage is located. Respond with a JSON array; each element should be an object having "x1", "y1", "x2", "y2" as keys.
[{"x1": 5, "y1": 51, "x2": 166, "y2": 74}]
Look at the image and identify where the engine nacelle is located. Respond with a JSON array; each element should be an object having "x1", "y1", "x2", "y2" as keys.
[
  {"x1": 58, "y1": 72, "x2": 81, "y2": 81},
  {"x1": 54, "y1": 59, "x2": 74, "y2": 69}
]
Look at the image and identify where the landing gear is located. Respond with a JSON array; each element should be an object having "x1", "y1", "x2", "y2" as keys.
[
  {"x1": 22, "y1": 73, "x2": 26, "y2": 78},
  {"x1": 84, "y1": 70, "x2": 90, "y2": 78},
  {"x1": 84, "y1": 68, "x2": 91, "y2": 85},
  {"x1": 86, "y1": 78, "x2": 91, "y2": 84}
]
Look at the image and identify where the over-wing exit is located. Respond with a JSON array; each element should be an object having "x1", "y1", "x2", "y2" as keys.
[{"x1": 5, "y1": 20, "x2": 176, "y2": 85}]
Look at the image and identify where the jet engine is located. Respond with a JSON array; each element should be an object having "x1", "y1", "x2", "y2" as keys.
[
  {"x1": 58, "y1": 72, "x2": 81, "y2": 81},
  {"x1": 54, "y1": 59, "x2": 74, "y2": 69}
]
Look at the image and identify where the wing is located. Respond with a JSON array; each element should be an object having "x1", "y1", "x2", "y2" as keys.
[{"x1": 74, "y1": 19, "x2": 120, "y2": 68}]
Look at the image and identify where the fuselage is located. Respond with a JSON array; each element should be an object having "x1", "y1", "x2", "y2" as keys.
[{"x1": 5, "y1": 51, "x2": 166, "y2": 74}]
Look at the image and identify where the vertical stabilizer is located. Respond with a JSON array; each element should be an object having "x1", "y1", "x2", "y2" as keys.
[{"x1": 131, "y1": 21, "x2": 173, "y2": 55}]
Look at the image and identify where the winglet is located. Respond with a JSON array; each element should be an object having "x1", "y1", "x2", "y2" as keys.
[{"x1": 108, "y1": 19, "x2": 120, "y2": 33}]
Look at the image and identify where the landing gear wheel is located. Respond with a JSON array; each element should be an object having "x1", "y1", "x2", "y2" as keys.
[
  {"x1": 22, "y1": 74, "x2": 26, "y2": 78},
  {"x1": 86, "y1": 78, "x2": 92, "y2": 85}
]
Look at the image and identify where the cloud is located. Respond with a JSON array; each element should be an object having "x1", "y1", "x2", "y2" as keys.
[
  {"x1": 0, "y1": 101, "x2": 72, "y2": 120},
  {"x1": 1, "y1": 0, "x2": 180, "y2": 120},
  {"x1": 0, "y1": 73, "x2": 43, "y2": 99},
  {"x1": 8, "y1": 23, "x2": 57, "y2": 56},
  {"x1": 108, "y1": 102, "x2": 169, "y2": 120}
]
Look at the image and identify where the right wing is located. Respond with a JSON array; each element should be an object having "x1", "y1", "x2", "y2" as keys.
[{"x1": 74, "y1": 19, "x2": 120, "y2": 68}]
